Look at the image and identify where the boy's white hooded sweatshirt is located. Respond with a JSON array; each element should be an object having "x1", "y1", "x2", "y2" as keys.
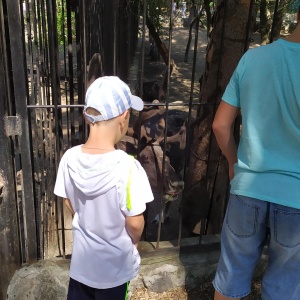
[{"x1": 54, "y1": 146, "x2": 153, "y2": 289}]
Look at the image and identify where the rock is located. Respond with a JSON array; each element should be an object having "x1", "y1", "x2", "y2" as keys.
[{"x1": 7, "y1": 259, "x2": 69, "y2": 300}]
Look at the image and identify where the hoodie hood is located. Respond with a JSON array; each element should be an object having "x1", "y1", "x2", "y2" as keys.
[{"x1": 66, "y1": 146, "x2": 131, "y2": 197}]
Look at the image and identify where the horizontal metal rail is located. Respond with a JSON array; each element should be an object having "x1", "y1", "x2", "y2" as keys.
[{"x1": 27, "y1": 102, "x2": 214, "y2": 109}]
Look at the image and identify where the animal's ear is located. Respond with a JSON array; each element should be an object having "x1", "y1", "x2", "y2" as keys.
[{"x1": 86, "y1": 53, "x2": 103, "y2": 90}]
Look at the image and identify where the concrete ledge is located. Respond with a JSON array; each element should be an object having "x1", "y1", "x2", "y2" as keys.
[{"x1": 7, "y1": 235, "x2": 223, "y2": 299}]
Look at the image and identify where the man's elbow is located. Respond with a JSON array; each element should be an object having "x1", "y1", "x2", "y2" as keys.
[
  {"x1": 212, "y1": 120, "x2": 218, "y2": 134},
  {"x1": 212, "y1": 119, "x2": 224, "y2": 136}
]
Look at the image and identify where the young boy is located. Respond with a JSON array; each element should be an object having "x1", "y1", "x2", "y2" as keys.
[{"x1": 54, "y1": 76, "x2": 154, "y2": 300}]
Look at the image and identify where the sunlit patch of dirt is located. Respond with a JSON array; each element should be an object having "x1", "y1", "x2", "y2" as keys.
[{"x1": 131, "y1": 287, "x2": 188, "y2": 300}]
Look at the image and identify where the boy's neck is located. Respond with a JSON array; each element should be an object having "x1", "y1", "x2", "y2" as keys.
[
  {"x1": 83, "y1": 127, "x2": 117, "y2": 153},
  {"x1": 81, "y1": 144, "x2": 116, "y2": 154},
  {"x1": 82, "y1": 114, "x2": 126, "y2": 153},
  {"x1": 82, "y1": 145, "x2": 115, "y2": 151}
]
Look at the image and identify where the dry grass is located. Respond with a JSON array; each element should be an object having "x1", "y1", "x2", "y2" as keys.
[
  {"x1": 130, "y1": 280, "x2": 262, "y2": 299},
  {"x1": 131, "y1": 287, "x2": 188, "y2": 300}
]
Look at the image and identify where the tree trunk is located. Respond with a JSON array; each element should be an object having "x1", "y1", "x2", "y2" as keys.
[
  {"x1": 270, "y1": 0, "x2": 285, "y2": 41},
  {"x1": 146, "y1": 16, "x2": 169, "y2": 65},
  {"x1": 182, "y1": 0, "x2": 255, "y2": 234},
  {"x1": 260, "y1": 0, "x2": 271, "y2": 45}
]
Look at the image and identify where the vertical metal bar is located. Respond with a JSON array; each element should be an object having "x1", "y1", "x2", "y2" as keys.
[
  {"x1": 82, "y1": 0, "x2": 87, "y2": 93},
  {"x1": 24, "y1": 0, "x2": 35, "y2": 106},
  {"x1": 76, "y1": 0, "x2": 82, "y2": 104},
  {"x1": 60, "y1": 0, "x2": 69, "y2": 257},
  {"x1": 61, "y1": 0, "x2": 71, "y2": 145},
  {"x1": 75, "y1": 0, "x2": 86, "y2": 145},
  {"x1": 156, "y1": 0, "x2": 173, "y2": 249},
  {"x1": 25, "y1": 0, "x2": 45, "y2": 258},
  {"x1": 79, "y1": 1, "x2": 86, "y2": 141},
  {"x1": 41, "y1": 0, "x2": 52, "y2": 107},
  {"x1": 113, "y1": 0, "x2": 118, "y2": 75},
  {"x1": 269, "y1": 0, "x2": 280, "y2": 43},
  {"x1": 136, "y1": 0, "x2": 147, "y2": 240},
  {"x1": 6, "y1": 0, "x2": 38, "y2": 263},
  {"x1": 38, "y1": 0, "x2": 49, "y2": 259},
  {"x1": 66, "y1": 0, "x2": 75, "y2": 145},
  {"x1": 0, "y1": 2, "x2": 22, "y2": 297},
  {"x1": 0, "y1": 0, "x2": 12, "y2": 110},
  {"x1": 139, "y1": 0, "x2": 146, "y2": 98},
  {"x1": 45, "y1": 107, "x2": 54, "y2": 258},
  {"x1": 244, "y1": 0, "x2": 255, "y2": 52},
  {"x1": 46, "y1": 0, "x2": 65, "y2": 258},
  {"x1": 35, "y1": 0, "x2": 47, "y2": 258},
  {"x1": 179, "y1": 0, "x2": 202, "y2": 247}
]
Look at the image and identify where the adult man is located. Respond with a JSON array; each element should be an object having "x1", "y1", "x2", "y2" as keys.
[{"x1": 212, "y1": 7, "x2": 300, "y2": 300}]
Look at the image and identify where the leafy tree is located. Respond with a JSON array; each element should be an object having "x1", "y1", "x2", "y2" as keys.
[
  {"x1": 56, "y1": 0, "x2": 76, "y2": 45},
  {"x1": 258, "y1": 0, "x2": 299, "y2": 44}
]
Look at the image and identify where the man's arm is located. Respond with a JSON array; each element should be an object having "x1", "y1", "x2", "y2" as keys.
[
  {"x1": 212, "y1": 101, "x2": 239, "y2": 180},
  {"x1": 64, "y1": 198, "x2": 75, "y2": 217},
  {"x1": 125, "y1": 214, "x2": 144, "y2": 247}
]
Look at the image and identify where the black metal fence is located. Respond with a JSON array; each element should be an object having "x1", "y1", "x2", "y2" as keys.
[
  {"x1": 2, "y1": 0, "x2": 288, "y2": 298},
  {"x1": 0, "y1": 0, "x2": 237, "y2": 295},
  {"x1": 3, "y1": 1, "x2": 212, "y2": 298}
]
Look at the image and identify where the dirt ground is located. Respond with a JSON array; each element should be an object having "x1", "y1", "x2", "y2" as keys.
[{"x1": 131, "y1": 280, "x2": 262, "y2": 299}]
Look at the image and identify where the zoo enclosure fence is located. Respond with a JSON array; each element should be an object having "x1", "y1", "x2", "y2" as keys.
[{"x1": 2, "y1": 0, "x2": 289, "y2": 298}]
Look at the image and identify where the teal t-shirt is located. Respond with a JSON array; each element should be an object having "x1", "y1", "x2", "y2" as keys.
[{"x1": 223, "y1": 39, "x2": 300, "y2": 209}]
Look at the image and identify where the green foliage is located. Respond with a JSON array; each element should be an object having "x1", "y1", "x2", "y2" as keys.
[
  {"x1": 289, "y1": 0, "x2": 300, "y2": 12},
  {"x1": 56, "y1": 0, "x2": 76, "y2": 45},
  {"x1": 147, "y1": 0, "x2": 166, "y2": 33},
  {"x1": 146, "y1": 0, "x2": 214, "y2": 33}
]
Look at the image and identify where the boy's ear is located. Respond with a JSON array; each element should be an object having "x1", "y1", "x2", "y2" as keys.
[
  {"x1": 119, "y1": 110, "x2": 130, "y2": 126},
  {"x1": 121, "y1": 109, "x2": 130, "y2": 119},
  {"x1": 125, "y1": 109, "x2": 131, "y2": 119}
]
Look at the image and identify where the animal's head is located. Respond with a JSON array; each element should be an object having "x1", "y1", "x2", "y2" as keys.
[{"x1": 86, "y1": 53, "x2": 103, "y2": 89}]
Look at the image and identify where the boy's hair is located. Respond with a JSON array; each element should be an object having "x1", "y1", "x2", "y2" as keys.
[{"x1": 84, "y1": 76, "x2": 143, "y2": 123}]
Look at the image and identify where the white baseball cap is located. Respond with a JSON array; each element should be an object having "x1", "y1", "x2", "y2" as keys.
[{"x1": 84, "y1": 76, "x2": 144, "y2": 123}]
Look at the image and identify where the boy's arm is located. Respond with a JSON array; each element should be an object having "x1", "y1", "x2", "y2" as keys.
[
  {"x1": 125, "y1": 214, "x2": 144, "y2": 246},
  {"x1": 212, "y1": 100, "x2": 239, "y2": 180},
  {"x1": 64, "y1": 198, "x2": 75, "y2": 217}
]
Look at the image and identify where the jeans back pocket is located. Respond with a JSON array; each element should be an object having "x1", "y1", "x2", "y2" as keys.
[
  {"x1": 226, "y1": 195, "x2": 259, "y2": 238},
  {"x1": 274, "y1": 208, "x2": 300, "y2": 248}
]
